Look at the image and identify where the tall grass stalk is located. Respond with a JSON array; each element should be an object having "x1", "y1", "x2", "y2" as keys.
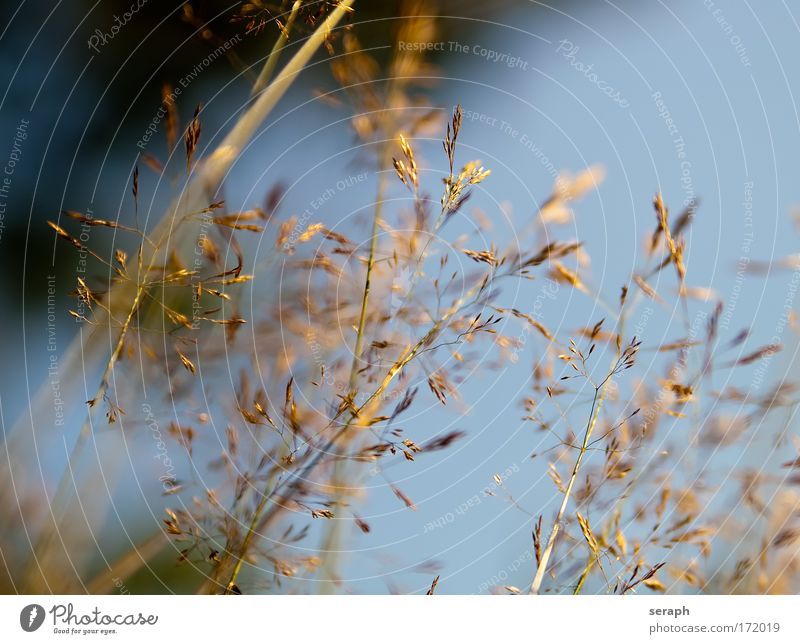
[{"x1": 529, "y1": 384, "x2": 608, "y2": 594}]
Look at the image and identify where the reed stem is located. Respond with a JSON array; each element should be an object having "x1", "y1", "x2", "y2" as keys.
[{"x1": 529, "y1": 381, "x2": 607, "y2": 594}]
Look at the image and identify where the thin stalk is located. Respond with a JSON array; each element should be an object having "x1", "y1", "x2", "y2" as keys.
[
  {"x1": 218, "y1": 263, "x2": 487, "y2": 593},
  {"x1": 26, "y1": 0, "x2": 354, "y2": 594},
  {"x1": 390, "y1": 160, "x2": 453, "y2": 323},
  {"x1": 223, "y1": 484, "x2": 271, "y2": 594},
  {"x1": 201, "y1": 0, "x2": 354, "y2": 191},
  {"x1": 529, "y1": 382, "x2": 607, "y2": 595},
  {"x1": 220, "y1": 325, "x2": 420, "y2": 594},
  {"x1": 24, "y1": 232, "x2": 168, "y2": 591},
  {"x1": 251, "y1": 0, "x2": 303, "y2": 97},
  {"x1": 318, "y1": 145, "x2": 390, "y2": 592},
  {"x1": 348, "y1": 155, "x2": 389, "y2": 392},
  {"x1": 573, "y1": 555, "x2": 595, "y2": 595},
  {"x1": 85, "y1": 530, "x2": 167, "y2": 593}
]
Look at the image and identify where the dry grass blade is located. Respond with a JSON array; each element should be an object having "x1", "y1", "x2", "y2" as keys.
[
  {"x1": 185, "y1": 104, "x2": 202, "y2": 171},
  {"x1": 654, "y1": 193, "x2": 686, "y2": 284},
  {"x1": 251, "y1": 0, "x2": 304, "y2": 96}
]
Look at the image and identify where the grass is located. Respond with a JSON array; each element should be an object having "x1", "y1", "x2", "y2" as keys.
[{"x1": 2, "y1": 0, "x2": 800, "y2": 596}]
